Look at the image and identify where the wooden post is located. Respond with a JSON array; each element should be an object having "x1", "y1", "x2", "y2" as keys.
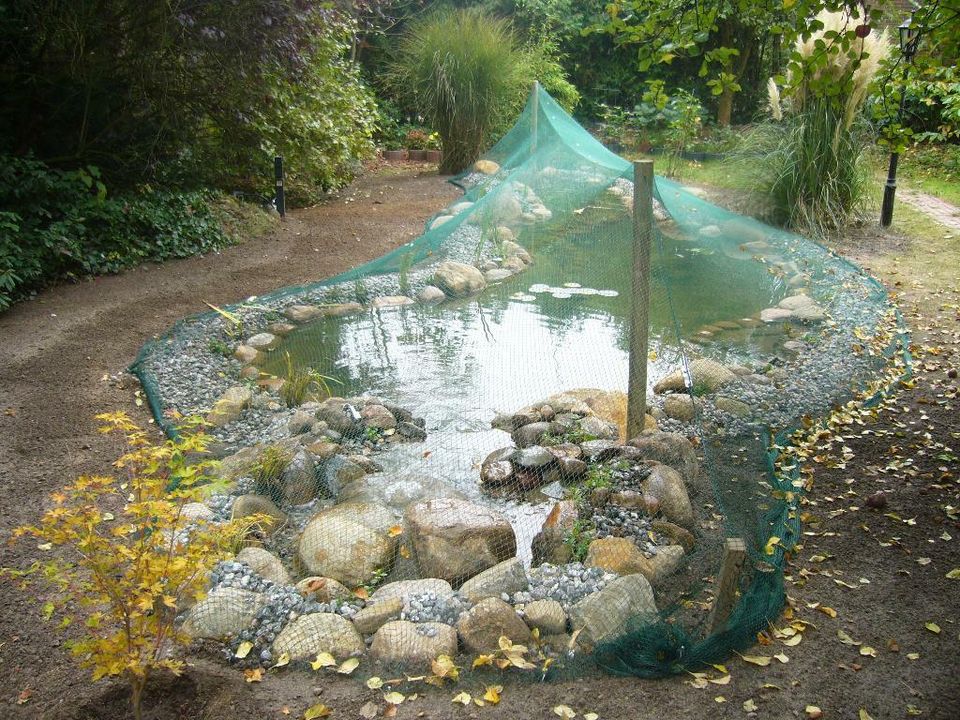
[
  {"x1": 709, "y1": 538, "x2": 747, "y2": 633},
  {"x1": 530, "y1": 81, "x2": 539, "y2": 153},
  {"x1": 274, "y1": 155, "x2": 285, "y2": 218},
  {"x1": 626, "y1": 159, "x2": 653, "y2": 439}
]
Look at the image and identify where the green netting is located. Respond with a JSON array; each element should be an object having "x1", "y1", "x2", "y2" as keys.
[{"x1": 131, "y1": 85, "x2": 908, "y2": 680}]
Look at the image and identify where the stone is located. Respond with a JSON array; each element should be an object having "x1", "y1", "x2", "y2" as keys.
[
  {"x1": 298, "y1": 502, "x2": 398, "y2": 586},
  {"x1": 371, "y1": 295, "x2": 415, "y2": 309},
  {"x1": 663, "y1": 394, "x2": 696, "y2": 421},
  {"x1": 306, "y1": 440, "x2": 340, "y2": 459},
  {"x1": 481, "y1": 459, "x2": 514, "y2": 486},
  {"x1": 284, "y1": 304, "x2": 323, "y2": 322},
  {"x1": 315, "y1": 398, "x2": 363, "y2": 436},
  {"x1": 206, "y1": 386, "x2": 253, "y2": 427},
  {"x1": 500, "y1": 256, "x2": 526, "y2": 273},
  {"x1": 651, "y1": 520, "x2": 696, "y2": 552},
  {"x1": 370, "y1": 579, "x2": 454, "y2": 605},
  {"x1": 405, "y1": 498, "x2": 516, "y2": 585},
  {"x1": 272, "y1": 613, "x2": 365, "y2": 661},
  {"x1": 296, "y1": 576, "x2": 354, "y2": 603},
  {"x1": 236, "y1": 546, "x2": 289, "y2": 586},
  {"x1": 531, "y1": 527, "x2": 572, "y2": 566},
  {"x1": 397, "y1": 421, "x2": 427, "y2": 440},
  {"x1": 345, "y1": 454, "x2": 381, "y2": 474},
  {"x1": 512, "y1": 421, "x2": 554, "y2": 448},
  {"x1": 513, "y1": 445, "x2": 556, "y2": 469},
  {"x1": 777, "y1": 293, "x2": 816, "y2": 312},
  {"x1": 547, "y1": 443, "x2": 582, "y2": 460},
  {"x1": 626, "y1": 432, "x2": 699, "y2": 486},
  {"x1": 280, "y1": 449, "x2": 318, "y2": 505},
  {"x1": 319, "y1": 455, "x2": 366, "y2": 497},
  {"x1": 485, "y1": 268, "x2": 514, "y2": 283},
  {"x1": 459, "y1": 558, "x2": 528, "y2": 602},
  {"x1": 417, "y1": 285, "x2": 447, "y2": 304},
  {"x1": 568, "y1": 574, "x2": 657, "y2": 649},
  {"x1": 340, "y1": 476, "x2": 463, "y2": 511},
  {"x1": 579, "y1": 416, "x2": 619, "y2": 440},
  {"x1": 239, "y1": 366, "x2": 260, "y2": 380},
  {"x1": 450, "y1": 201, "x2": 474, "y2": 214},
  {"x1": 246, "y1": 332, "x2": 276, "y2": 349},
  {"x1": 760, "y1": 307, "x2": 794, "y2": 323},
  {"x1": 287, "y1": 410, "x2": 315, "y2": 435},
  {"x1": 557, "y1": 456, "x2": 588, "y2": 479},
  {"x1": 522, "y1": 599, "x2": 567, "y2": 635},
  {"x1": 231, "y1": 494, "x2": 286, "y2": 534},
  {"x1": 456, "y1": 597, "x2": 530, "y2": 653},
  {"x1": 473, "y1": 159, "x2": 500, "y2": 174},
  {"x1": 429, "y1": 214, "x2": 454, "y2": 230},
  {"x1": 433, "y1": 261, "x2": 487, "y2": 298},
  {"x1": 714, "y1": 396, "x2": 751, "y2": 418},
  {"x1": 653, "y1": 359, "x2": 736, "y2": 394},
  {"x1": 370, "y1": 621, "x2": 458, "y2": 667},
  {"x1": 233, "y1": 345, "x2": 259, "y2": 364},
  {"x1": 361, "y1": 404, "x2": 397, "y2": 430},
  {"x1": 267, "y1": 322, "x2": 296, "y2": 336},
  {"x1": 181, "y1": 502, "x2": 214, "y2": 522},
  {"x1": 500, "y1": 239, "x2": 532, "y2": 264},
  {"x1": 584, "y1": 539, "x2": 683, "y2": 584},
  {"x1": 318, "y1": 302, "x2": 364, "y2": 318},
  {"x1": 579, "y1": 439, "x2": 620, "y2": 461},
  {"x1": 352, "y1": 597, "x2": 403, "y2": 636},
  {"x1": 642, "y1": 463, "x2": 694, "y2": 529},
  {"x1": 182, "y1": 587, "x2": 265, "y2": 639}
]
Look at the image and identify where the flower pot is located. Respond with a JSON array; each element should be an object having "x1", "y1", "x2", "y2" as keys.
[
  {"x1": 408, "y1": 149, "x2": 427, "y2": 161},
  {"x1": 425, "y1": 149, "x2": 442, "y2": 164},
  {"x1": 383, "y1": 149, "x2": 406, "y2": 162}
]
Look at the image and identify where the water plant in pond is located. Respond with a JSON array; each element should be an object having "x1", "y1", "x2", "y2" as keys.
[
  {"x1": 398, "y1": 251, "x2": 414, "y2": 294},
  {"x1": 279, "y1": 351, "x2": 338, "y2": 408}
]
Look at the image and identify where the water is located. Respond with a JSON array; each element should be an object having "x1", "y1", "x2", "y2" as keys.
[{"x1": 260, "y1": 212, "x2": 782, "y2": 555}]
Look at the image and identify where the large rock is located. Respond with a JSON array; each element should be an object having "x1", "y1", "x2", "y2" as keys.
[
  {"x1": 361, "y1": 404, "x2": 397, "y2": 430},
  {"x1": 642, "y1": 463, "x2": 695, "y2": 529},
  {"x1": 459, "y1": 558, "x2": 528, "y2": 602},
  {"x1": 279, "y1": 449, "x2": 318, "y2": 505},
  {"x1": 371, "y1": 295, "x2": 415, "y2": 309},
  {"x1": 296, "y1": 577, "x2": 354, "y2": 603},
  {"x1": 272, "y1": 613, "x2": 364, "y2": 661},
  {"x1": 653, "y1": 359, "x2": 736, "y2": 394},
  {"x1": 512, "y1": 421, "x2": 554, "y2": 448},
  {"x1": 206, "y1": 386, "x2": 253, "y2": 427},
  {"x1": 236, "y1": 547, "x2": 289, "y2": 586},
  {"x1": 315, "y1": 398, "x2": 362, "y2": 436},
  {"x1": 318, "y1": 455, "x2": 367, "y2": 498},
  {"x1": 585, "y1": 539, "x2": 684, "y2": 585},
  {"x1": 522, "y1": 599, "x2": 567, "y2": 635},
  {"x1": 474, "y1": 159, "x2": 500, "y2": 174},
  {"x1": 663, "y1": 394, "x2": 696, "y2": 421},
  {"x1": 298, "y1": 502, "x2": 398, "y2": 587},
  {"x1": 433, "y1": 261, "x2": 487, "y2": 298},
  {"x1": 352, "y1": 597, "x2": 403, "y2": 636},
  {"x1": 626, "y1": 431, "x2": 699, "y2": 486},
  {"x1": 568, "y1": 574, "x2": 657, "y2": 649},
  {"x1": 417, "y1": 285, "x2": 447, "y2": 304},
  {"x1": 370, "y1": 621, "x2": 458, "y2": 667},
  {"x1": 370, "y1": 578, "x2": 454, "y2": 605},
  {"x1": 405, "y1": 498, "x2": 516, "y2": 585},
  {"x1": 456, "y1": 597, "x2": 531, "y2": 653},
  {"x1": 182, "y1": 587, "x2": 264, "y2": 639}
]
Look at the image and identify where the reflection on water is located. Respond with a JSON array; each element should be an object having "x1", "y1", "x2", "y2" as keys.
[{"x1": 260, "y1": 214, "x2": 781, "y2": 556}]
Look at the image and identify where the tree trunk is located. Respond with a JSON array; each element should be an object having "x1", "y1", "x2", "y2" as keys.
[{"x1": 717, "y1": 89, "x2": 734, "y2": 127}]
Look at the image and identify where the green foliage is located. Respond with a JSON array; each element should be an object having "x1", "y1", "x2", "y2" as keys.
[
  {"x1": 583, "y1": 464, "x2": 613, "y2": 491},
  {"x1": 252, "y1": 445, "x2": 294, "y2": 504},
  {"x1": 4, "y1": 413, "x2": 257, "y2": 720},
  {"x1": 279, "y1": 351, "x2": 338, "y2": 408},
  {"x1": 389, "y1": 8, "x2": 577, "y2": 173},
  {"x1": 663, "y1": 91, "x2": 705, "y2": 178},
  {"x1": 208, "y1": 339, "x2": 231, "y2": 357},
  {"x1": 562, "y1": 519, "x2": 593, "y2": 562},
  {"x1": 0, "y1": 156, "x2": 237, "y2": 311}
]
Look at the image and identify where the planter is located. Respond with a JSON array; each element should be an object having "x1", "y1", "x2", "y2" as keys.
[
  {"x1": 425, "y1": 149, "x2": 442, "y2": 164},
  {"x1": 383, "y1": 149, "x2": 407, "y2": 162},
  {"x1": 408, "y1": 149, "x2": 427, "y2": 161}
]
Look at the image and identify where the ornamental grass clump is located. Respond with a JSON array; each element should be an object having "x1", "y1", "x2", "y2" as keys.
[
  {"x1": 4, "y1": 413, "x2": 260, "y2": 720},
  {"x1": 761, "y1": 10, "x2": 891, "y2": 236}
]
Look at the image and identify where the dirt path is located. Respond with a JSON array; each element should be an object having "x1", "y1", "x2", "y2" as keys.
[
  {"x1": 2, "y1": 167, "x2": 959, "y2": 720},
  {"x1": 898, "y1": 188, "x2": 960, "y2": 232}
]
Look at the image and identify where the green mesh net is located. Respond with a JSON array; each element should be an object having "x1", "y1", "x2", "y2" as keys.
[{"x1": 131, "y1": 85, "x2": 908, "y2": 680}]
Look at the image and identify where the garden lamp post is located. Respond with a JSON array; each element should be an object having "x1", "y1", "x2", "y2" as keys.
[{"x1": 880, "y1": 13, "x2": 921, "y2": 227}]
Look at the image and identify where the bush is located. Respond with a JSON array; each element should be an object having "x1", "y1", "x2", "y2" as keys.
[
  {"x1": 389, "y1": 8, "x2": 578, "y2": 174},
  {"x1": 0, "y1": 156, "x2": 247, "y2": 310}
]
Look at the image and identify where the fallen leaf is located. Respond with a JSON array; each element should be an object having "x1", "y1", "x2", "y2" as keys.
[
  {"x1": 783, "y1": 634, "x2": 802, "y2": 647},
  {"x1": 359, "y1": 701, "x2": 378, "y2": 720},
  {"x1": 303, "y1": 703, "x2": 331, "y2": 719},
  {"x1": 273, "y1": 652, "x2": 290, "y2": 668},
  {"x1": 805, "y1": 706, "x2": 823, "y2": 719},
  {"x1": 311, "y1": 652, "x2": 336, "y2": 670},
  {"x1": 472, "y1": 654, "x2": 494, "y2": 669},
  {"x1": 860, "y1": 646, "x2": 877, "y2": 657},
  {"x1": 917, "y1": 557, "x2": 932, "y2": 566},
  {"x1": 774, "y1": 653, "x2": 789, "y2": 664},
  {"x1": 709, "y1": 675, "x2": 731, "y2": 685},
  {"x1": 366, "y1": 676, "x2": 383, "y2": 690},
  {"x1": 452, "y1": 692, "x2": 472, "y2": 706},
  {"x1": 947, "y1": 568, "x2": 960, "y2": 579},
  {"x1": 837, "y1": 629, "x2": 859, "y2": 645},
  {"x1": 907, "y1": 652, "x2": 920, "y2": 660},
  {"x1": 234, "y1": 641, "x2": 253, "y2": 659},
  {"x1": 553, "y1": 705, "x2": 576, "y2": 718},
  {"x1": 715, "y1": 696, "x2": 726, "y2": 703},
  {"x1": 282, "y1": 706, "x2": 291, "y2": 715},
  {"x1": 925, "y1": 622, "x2": 941, "y2": 634},
  {"x1": 483, "y1": 685, "x2": 502, "y2": 705},
  {"x1": 244, "y1": 668, "x2": 263, "y2": 683},
  {"x1": 859, "y1": 710, "x2": 875, "y2": 720},
  {"x1": 383, "y1": 691, "x2": 406, "y2": 705},
  {"x1": 388, "y1": 525, "x2": 403, "y2": 537},
  {"x1": 744, "y1": 699, "x2": 759, "y2": 712},
  {"x1": 16, "y1": 688, "x2": 32, "y2": 705},
  {"x1": 817, "y1": 606, "x2": 838, "y2": 618},
  {"x1": 337, "y1": 657, "x2": 360, "y2": 675},
  {"x1": 585, "y1": 714, "x2": 599, "y2": 720},
  {"x1": 740, "y1": 654, "x2": 772, "y2": 666}
]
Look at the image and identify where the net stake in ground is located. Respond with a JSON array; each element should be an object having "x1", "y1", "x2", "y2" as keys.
[
  {"x1": 708, "y1": 537, "x2": 747, "y2": 633},
  {"x1": 627, "y1": 159, "x2": 653, "y2": 438}
]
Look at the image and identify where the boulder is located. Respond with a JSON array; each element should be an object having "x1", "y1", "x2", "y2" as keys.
[
  {"x1": 417, "y1": 285, "x2": 447, "y2": 304},
  {"x1": 296, "y1": 577, "x2": 354, "y2": 603},
  {"x1": 433, "y1": 261, "x2": 487, "y2": 298},
  {"x1": 485, "y1": 269, "x2": 514, "y2": 283},
  {"x1": 430, "y1": 214, "x2": 454, "y2": 230},
  {"x1": 522, "y1": 599, "x2": 567, "y2": 635},
  {"x1": 246, "y1": 333, "x2": 276, "y2": 349},
  {"x1": 306, "y1": 440, "x2": 340, "y2": 460},
  {"x1": 456, "y1": 597, "x2": 530, "y2": 654},
  {"x1": 235, "y1": 547, "x2": 290, "y2": 586},
  {"x1": 500, "y1": 239, "x2": 532, "y2": 265},
  {"x1": 626, "y1": 431, "x2": 699, "y2": 486},
  {"x1": 585, "y1": 539, "x2": 684, "y2": 584},
  {"x1": 287, "y1": 410, "x2": 315, "y2": 435},
  {"x1": 480, "y1": 460, "x2": 514, "y2": 487},
  {"x1": 267, "y1": 322, "x2": 296, "y2": 336},
  {"x1": 405, "y1": 498, "x2": 516, "y2": 585},
  {"x1": 531, "y1": 528, "x2": 572, "y2": 566},
  {"x1": 318, "y1": 455, "x2": 367, "y2": 498},
  {"x1": 279, "y1": 449, "x2": 318, "y2": 505},
  {"x1": 397, "y1": 421, "x2": 427, "y2": 440},
  {"x1": 473, "y1": 159, "x2": 500, "y2": 174},
  {"x1": 298, "y1": 502, "x2": 398, "y2": 587},
  {"x1": 760, "y1": 307, "x2": 794, "y2": 323},
  {"x1": 642, "y1": 463, "x2": 695, "y2": 529},
  {"x1": 512, "y1": 421, "x2": 554, "y2": 448},
  {"x1": 578, "y1": 439, "x2": 620, "y2": 462},
  {"x1": 284, "y1": 304, "x2": 323, "y2": 322},
  {"x1": 318, "y1": 302, "x2": 364, "y2": 318},
  {"x1": 513, "y1": 445, "x2": 555, "y2": 469},
  {"x1": 370, "y1": 621, "x2": 458, "y2": 667},
  {"x1": 714, "y1": 396, "x2": 751, "y2": 418},
  {"x1": 361, "y1": 404, "x2": 397, "y2": 430},
  {"x1": 653, "y1": 359, "x2": 736, "y2": 394},
  {"x1": 233, "y1": 345, "x2": 259, "y2": 364},
  {"x1": 339, "y1": 475, "x2": 463, "y2": 511},
  {"x1": 182, "y1": 587, "x2": 264, "y2": 639},
  {"x1": 206, "y1": 386, "x2": 253, "y2": 427},
  {"x1": 315, "y1": 398, "x2": 362, "y2": 436},
  {"x1": 181, "y1": 502, "x2": 214, "y2": 522},
  {"x1": 371, "y1": 295, "x2": 415, "y2": 309},
  {"x1": 370, "y1": 579, "x2": 454, "y2": 605},
  {"x1": 663, "y1": 394, "x2": 696, "y2": 421},
  {"x1": 579, "y1": 416, "x2": 619, "y2": 440},
  {"x1": 651, "y1": 520, "x2": 696, "y2": 553},
  {"x1": 272, "y1": 613, "x2": 365, "y2": 661},
  {"x1": 352, "y1": 597, "x2": 403, "y2": 636},
  {"x1": 459, "y1": 558, "x2": 529, "y2": 602},
  {"x1": 568, "y1": 574, "x2": 657, "y2": 649}
]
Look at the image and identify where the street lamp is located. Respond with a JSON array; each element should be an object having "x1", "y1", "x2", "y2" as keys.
[{"x1": 880, "y1": 12, "x2": 921, "y2": 227}]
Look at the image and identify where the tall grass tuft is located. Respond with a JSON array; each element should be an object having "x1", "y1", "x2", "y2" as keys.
[{"x1": 756, "y1": 10, "x2": 890, "y2": 237}]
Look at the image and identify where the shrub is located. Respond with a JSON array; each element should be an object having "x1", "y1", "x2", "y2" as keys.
[{"x1": 5, "y1": 413, "x2": 257, "y2": 720}]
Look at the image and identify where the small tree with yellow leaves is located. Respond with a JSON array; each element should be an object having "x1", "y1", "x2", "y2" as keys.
[{"x1": 7, "y1": 412, "x2": 255, "y2": 720}]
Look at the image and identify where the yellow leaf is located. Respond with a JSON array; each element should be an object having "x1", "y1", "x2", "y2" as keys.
[
  {"x1": 383, "y1": 691, "x2": 405, "y2": 705},
  {"x1": 235, "y1": 641, "x2": 254, "y2": 659},
  {"x1": 553, "y1": 705, "x2": 576, "y2": 718},
  {"x1": 817, "y1": 606, "x2": 838, "y2": 618},
  {"x1": 37, "y1": 542, "x2": 52, "y2": 551},
  {"x1": 310, "y1": 652, "x2": 336, "y2": 670},
  {"x1": 709, "y1": 675, "x2": 731, "y2": 685},
  {"x1": 337, "y1": 657, "x2": 359, "y2": 675},
  {"x1": 744, "y1": 699, "x2": 759, "y2": 712},
  {"x1": 907, "y1": 652, "x2": 920, "y2": 660},
  {"x1": 498, "y1": 636, "x2": 514, "y2": 651},
  {"x1": 244, "y1": 668, "x2": 263, "y2": 683},
  {"x1": 472, "y1": 654, "x2": 493, "y2": 669},
  {"x1": 585, "y1": 714, "x2": 599, "y2": 720},
  {"x1": 764, "y1": 536, "x2": 781, "y2": 555},
  {"x1": 273, "y1": 652, "x2": 290, "y2": 668},
  {"x1": 805, "y1": 706, "x2": 823, "y2": 719},
  {"x1": 740, "y1": 654, "x2": 772, "y2": 666},
  {"x1": 925, "y1": 622, "x2": 941, "y2": 634},
  {"x1": 860, "y1": 646, "x2": 877, "y2": 657},
  {"x1": 774, "y1": 653, "x2": 789, "y2": 664},
  {"x1": 452, "y1": 692, "x2": 472, "y2": 705},
  {"x1": 859, "y1": 710, "x2": 875, "y2": 720},
  {"x1": 483, "y1": 685, "x2": 502, "y2": 705},
  {"x1": 303, "y1": 703, "x2": 332, "y2": 719},
  {"x1": 399, "y1": 544, "x2": 411, "y2": 559},
  {"x1": 783, "y1": 634, "x2": 802, "y2": 647},
  {"x1": 365, "y1": 677, "x2": 383, "y2": 690},
  {"x1": 837, "y1": 629, "x2": 859, "y2": 645},
  {"x1": 388, "y1": 525, "x2": 403, "y2": 537},
  {"x1": 715, "y1": 696, "x2": 726, "y2": 703},
  {"x1": 946, "y1": 568, "x2": 960, "y2": 579},
  {"x1": 710, "y1": 664, "x2": 728, "y2": 674}
]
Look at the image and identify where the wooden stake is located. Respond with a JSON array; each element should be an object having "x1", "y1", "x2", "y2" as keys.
[
  {"x1": 709, "y1": 537, "x2": 747, "y2": 633},
  {"x1": 626, "y1": 159, "x2": 653, "y2": 439},
  {"x1": 530, "y1": 81, "x2": 539, "y2": 153}
]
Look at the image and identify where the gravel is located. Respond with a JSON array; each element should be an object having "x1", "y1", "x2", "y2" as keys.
[
  {"x1": 401, "y1": 591, "x2": 470, "y2": 625},
  {"x1": 511, "y1": 562, "x2": 618, "y2": 609}
]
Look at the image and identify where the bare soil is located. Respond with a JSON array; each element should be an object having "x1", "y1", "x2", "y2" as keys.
[{"x1": 1, "y1": 165, "x2": 958, "y2": 720}]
